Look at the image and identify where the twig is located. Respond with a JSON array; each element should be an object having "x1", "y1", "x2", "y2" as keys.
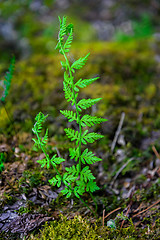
[
  {"x1": 102, "y1": 209, "x2": 105, "y2": 227},
  {"x1": 121, "y1": 202, "x2": 132, "y2": 229},
  {"x1": 132, "y1": 199, "x2": 160, "y2": 218},
  {"x1": 102, "y1": 207, "x2": 121, "y2": 227},
  {"x1": 55, "y1": 147, "x2": 65, "y2": 171},
  {"x1": 104, "y1": 207, "x2": 121, "y2": 219},
  {"x1": 152, "y1": 145, "x2": 160, "y2": 160},
  {"x1": 111, "y1": 112, "x2": 125, "y2": 153},
  {"x1": 111, "y1": 158, "x2": 133, "y2": 187}
]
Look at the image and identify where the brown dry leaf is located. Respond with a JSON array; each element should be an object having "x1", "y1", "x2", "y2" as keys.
[{"x1": 38, "y1": 185, "x2": 58, "y2": 200}]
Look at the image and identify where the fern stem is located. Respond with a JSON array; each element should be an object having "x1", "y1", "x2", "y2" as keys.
[
  {"x1": 36, "y1": 129, "x2": 97, "y2": 216},
  {"x1": 36, "y1": 132, "x2": 63, "y2": 182},
  {"x1": 89, "y1": 192, "x2": 98, "y2": 213},
  {"x1": 78, "y1": 196, "x2": 97, "y2": 217},
  {"x1": 60, "y1": 44, "x2": 82, "y2": 175}
]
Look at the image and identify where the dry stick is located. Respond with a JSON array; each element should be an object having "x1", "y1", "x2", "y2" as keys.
[
  {"x1": 102, "y1": 209, "x2": 105, "y2": 227},
  {"x1": 102, "y1": 207, "x2": 121, "y2": 227},
  {"x1": 55, "y1": 146, "x2": 65, "y2": 171},
  {"x1": 111, "y1": 112, "x2": 125, "y2": 153},
  {"x1": 132, "y1": 199, "x2": 160, "y2": 218},
  {"x1": 111, "y1": 157, "x2": 134, "y2": 187},
  {"x1": 120, "y1": 202, "x2": 132, "y2": 229},
  {"x1": 152, "y1": 145, "x2": 160, "y2": 160}
]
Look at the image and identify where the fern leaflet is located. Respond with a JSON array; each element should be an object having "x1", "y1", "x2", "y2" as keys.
[
  {"x1": 75, "y1": 77, "x2": 99, "y2": 89},
  {"x1": 81, "y1": 149, "x2": 102, "y2": 164},
  {"x1": 81, "y1": 114, "x2": 107, "y2": 127},
  {"x1": 77, "y1": 98, "x2": 102, "y2": 111},
  {"x1": 86, "y1": 180, "x2": 100, "y2": 193},
  {"x1": 60, "y1": 110, "x2": 78, "y2": 123},
  {"x1": 82, "y1": 131, "x2": 104, "y2": 144},
  {"x1": 0, "y1": 56, "x2": 15, "y2": 102},
  {"x1": 64, "y1": 128, "x2": 79, "y2": 143},
  {"x1": 71, "y1": 53, "x2": 90, "y2": 73}
]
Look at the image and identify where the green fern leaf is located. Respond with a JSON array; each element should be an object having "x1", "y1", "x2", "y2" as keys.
[
  {"x1": 86, "y1": 180, "x2": 100, "y2": 193},
  {"x1": 49, "y1": 174, "x2": 62, "y2": 187},
  {"x1": 82, "y1": 132, "x2": 104, "y2": 144},
  {"x1": 61, "y1": 60, "x2": 67, "y2": 70},
  {"x1": 81, "y1": 114, "x2": 107, "y2": 127},
  {"x1": 64, "y1": 28, "x2": 73, "y2": 53},
  {"x1": 32, "y1": 138, "x2": 40, "y2": 147},
  {"x1": 0, "y1": 56, "x2": 15, "y2": 102},
  {"x1": 75, "y1": 77, "x2": 99, "y2": 89},
  {"x1": 69, "y1": 147, "x2": 79, "y2": 161},
  {"x1": 73, "y1": 183, "x2": 85, "y2": 198},
  {"x1": 41, "y1": 129, "x2": 48, "y2": 146},
  {"x1": 58, "y1": 16, "x2": 67, "y2": 41},
  {"x1": 63, "y1": 172, "x2": 77, "y2": 184},
  {"x1": 80, "y1": 166, "x2": 95, "y2": 183},
  {"x1": 63, "y1": 81, "x2": 74, "y2": 103},
  {"x1": 64, "y1": 71, "x2": 73, "y2": 85},
  {"x1": 32, "y1": 112, "x2": 48, "y2": 134},
  {"x1": 77, "y1": 98, "x2": 102, "y2": 111},
  {"x1": 48, "y1": 176, "x2": 58, "y2": 186},
  {"x1": 60, "y1": 110, "x2": 78, "y2": 123},
  {"x1": 81, "y1": 149, "x2": 102, "y2": 164},
  {"x1": 71, "y1": 53, "x2": 90, "y2": 73},
  {"x1": 50, "y1": 154, "x2": 65, "y2": 167},
  {"x1": 64, "y1": 128, "x2": 79, "y2": 143},
  {"x1": 61, "y1": 187, "x2": 72, "y2": 198},
  {"x1": 36, "y1": 159, "x2": 47, "y2": 168}
]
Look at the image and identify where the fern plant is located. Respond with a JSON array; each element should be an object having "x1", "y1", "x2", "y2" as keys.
[
  {"x1": 32, "y1": 16, "x2": 107, "y2": 215},
  {"x1": 0, "y1": 56, "x2": 15, "y2": 103},
  {"x1": 0, "y1": 56, "x2": 15, "y2": 130}
]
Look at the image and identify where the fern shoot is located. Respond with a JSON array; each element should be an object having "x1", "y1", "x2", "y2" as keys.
[
  {"x1": 0, "y1": 56, "x2": 15, "y2": 102},
  {"x1": 32, "y1": 16, "x2": 107, "y2": 215},
  {"x1": 0, "y1": 56, "x2": 15, "y2": 131}
]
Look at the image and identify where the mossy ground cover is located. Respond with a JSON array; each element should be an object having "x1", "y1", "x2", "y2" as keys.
[{"x1": 0, "y1": 39, "x2": 160, "y2": 239}]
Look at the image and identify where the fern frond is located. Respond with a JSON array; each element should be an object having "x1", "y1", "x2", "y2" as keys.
[
  {"x1": 75, "y1": 77, "x2": 99, "y2": 89},
  {"x1": 64, "y1": 71, "x2": 73, "y2": 85},
  {"x1": 71, "y1": 53, "x2": 90, "y2": 73},
  {"x1": 64, "y1": 28, "x2": 73, "y2": 53},
  {"x1": 86, "y1": 180, "x2": 100, "y2": 192},
  {"x1": 80, "y1": 166, "x2": 95, "y2": 183},
  {"x1": 61, "y1": 187, "x2": 72, "y2": 198},
  {"x1": 50, "y1": 154, "x2": 65, "y2": 167},
  {"x1": 60, "y1": 110, "x2": 78, "y2": 123},
  {"x1": 49, "y1": 174, "x2": 62, "y2": 187},
  {"x1": 81, "y1": 114, "x2": 107, "y2": 127},
  {"x1": 32, "y1": 112, "x2": 48, "y2": 134},
  {"x1": 36, "y1": 158, "x2": 47, "y2": 168},
  {"x1": 58, "y1": 16, "x2": 67, "y2": 41},
  {"x1": 64, "y1": 128, "x2": 79, "y2": 143},
  {"x1": 81, "y1": 149, "x2": 102, "y2": 164},
  {"x1": 0, "y1": 56, "x2": 15, "y2": 102},
  {"x1": 82, "y1": 131, "x2": 104, "y2": 144},
  {"x1": 69, "y1": 147, "x2": 79, "y2": 161},
  {"x1": 74, "y1": 181, "x2": 85, "y2": 198},
  {"x1": 63, "y1": 81, "x2": 73, "y2": 103},
  {"x1": 61, "y1": 61, "x2": 67, "y2": 70},
  {"x1": 41, "y1": 129, "x2": 48, "y2": 146},
  {"x1": 77, "y1": 98, "x2": 102, "y2": 111}
]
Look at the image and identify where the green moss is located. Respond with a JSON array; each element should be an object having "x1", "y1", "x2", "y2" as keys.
[
  {"x1": 0, "y1": 39, "x2": 158, "y2": 135},
  {"x1": 28, "y1": 213, "x2": 160, "y2": 240}
]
